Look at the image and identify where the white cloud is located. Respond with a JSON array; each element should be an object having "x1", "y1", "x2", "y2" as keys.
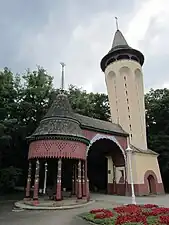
[
  {"x1": 15, "y1": 0, "x2": 169, "y2": 94},
  {"x1": 126, "y1": 0, "x2": 168, "y2": 48}
]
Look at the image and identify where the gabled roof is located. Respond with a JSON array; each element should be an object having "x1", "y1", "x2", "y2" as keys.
[
  {"x1": 28, "y1": 93, "x2": 128, "y2": 140},
  {"x1": 131, "y1": 145, "x2": 158, "y2": 155},
  {"x1": 74, "y1": 113, "x2": 127, "y2": 136}
]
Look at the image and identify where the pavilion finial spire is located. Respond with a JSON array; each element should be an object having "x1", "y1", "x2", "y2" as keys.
[
  {"x1": 60, "y1": 62, "x2": 66, "y2": 92},
  {"x1": 115, "y1": 17, "x2": 119, "y2": 30}
]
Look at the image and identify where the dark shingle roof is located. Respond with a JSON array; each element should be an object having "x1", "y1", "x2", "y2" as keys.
[
  {"x1": 29, "y1": 93, "x2": 128, "y2": 139},
  {"x1": 110, "y1": 29, "x2": 131, "y2": 51},
  {"x1": 100, "y1": 29, "x2": 144, "y2": 72},
  {"x1": 30, "y1": 93, "x2": 84, "y2": 138},
  {"x1": 74, "y1": 113, "x2": 127, "y2": 136}
]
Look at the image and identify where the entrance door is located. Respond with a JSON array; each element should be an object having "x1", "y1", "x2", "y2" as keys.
[
  {"x1": 147, "y1": 175, "x2": 156, "y2": 194},
  {"x1": 88, "y1": 151, "x2": 108, "y2": 193},
  {"x1": 87, "y1": 138, "x2": 125, "y2": 195}
]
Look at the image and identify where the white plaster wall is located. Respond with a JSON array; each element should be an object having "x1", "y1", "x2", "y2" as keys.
[
  {"x1": 116, "y1": 166, "x2": 125, "y2": 183},
  {"x1": 105, "y1": 60, "x2": 147, "y2": 150},
  {"x1": 107, "y1": 156, "x2": 114, "y2": 184},
  {"x1": 132, "y1": 153, "x2": 162, "y2": 184}
]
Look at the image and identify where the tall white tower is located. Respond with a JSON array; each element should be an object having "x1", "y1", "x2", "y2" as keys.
[{"x1": 101, "y1": 29, "x2": 147, "y2": 150}]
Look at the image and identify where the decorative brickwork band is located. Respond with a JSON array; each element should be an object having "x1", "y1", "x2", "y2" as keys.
[
  {"x1": 82, "y1": 161, "x2": 86, "y2": 197},
  {"x1": 56, "y1": 158, "x2": 62, "y2": 201},
  {"x1": 77, "y1": 160, "x2": 82, "y2": 199},
  {"x1": 33, "y1": 159, "x2": 40, "y2": 200},
  {"x1": 28, "y1": 140, "x2": 87, "y2": 159},
  {"x1": 72, "y1": 164, "x2": 75, "y2": 195},
  {"x1": 25, "y1": 161, "x2": 32, "y2": 198}
]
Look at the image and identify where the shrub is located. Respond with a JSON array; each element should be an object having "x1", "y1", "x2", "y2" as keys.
[{"x1": 0, "y1": 166, "x2": 22, "y2": 193}]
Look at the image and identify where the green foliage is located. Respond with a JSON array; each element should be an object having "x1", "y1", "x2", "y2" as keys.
[
  {"x1": 0, "y1": 166, "x2": 22, "y2": 193},
  {"x1": 67, "y1": 85, "x2": 110, "y2": 121},
  {"x1": 145, "y1": 88, "x2": 169, "y2": 191}
]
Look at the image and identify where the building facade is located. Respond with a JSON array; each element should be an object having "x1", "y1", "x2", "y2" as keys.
[
  {"x1": 100, "y1": 28, "x2": 164, "y2": 196},
  {"x1": 25, "y1": 28, "x2": 164, "y2": 203}
]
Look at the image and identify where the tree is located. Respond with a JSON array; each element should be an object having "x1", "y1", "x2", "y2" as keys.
[
  {"x1": 67, "y1": 85, "x2": 110, "y2": 121},
  {"x1": 0, "y1": 66, "x2": 54, "y2": 193},
  {"x1": 12, "y1": 67, "x2": 54, "y2": 174},
  {"x1": 0, "y1": 67, "x2": 19, "y2": 168},
  {"x1": 145, "y1": 88, "x2": 169, "y2": 191}
]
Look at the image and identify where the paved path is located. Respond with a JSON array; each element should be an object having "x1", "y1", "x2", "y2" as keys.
[{"x1": 1, "y1": 194, "x2": 169, "y2": 225}]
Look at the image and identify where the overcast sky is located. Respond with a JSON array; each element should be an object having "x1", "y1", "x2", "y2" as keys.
[{"x1": 0, "y1": 0, "x2": 169, "y2": 93}]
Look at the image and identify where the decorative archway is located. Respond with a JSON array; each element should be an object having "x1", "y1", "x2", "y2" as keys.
[
  {"x1": 87, "y1": 134, "x2": 126, "y2": 162},
  {"x1": 144, "y1": 170, "x2": 158, "y2": 195},
  {"x1": 87, "y1": 134, "x2": 127, "y2": 195}
]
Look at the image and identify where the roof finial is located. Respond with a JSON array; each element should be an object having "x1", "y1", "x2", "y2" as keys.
[
  {"x1": 60, "y1": 62, "x2": 66, "y2": 92},
  {"x1": 115, "y1": 17, "x2": 119, "y2": 30}
]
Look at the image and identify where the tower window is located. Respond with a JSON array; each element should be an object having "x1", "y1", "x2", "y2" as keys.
[
  {"x1": 124, "y1": 76, "x2": 126, "y2": 80},
  {"x1": 129, "y1": 124, "x2": 132, "y2": 130},
  {"x1": 128, "y1": 106, "x2": 130, "y2": 111},
  {"x1": 117, "y1": 55, "x2": 130, "y2": 60},
  {"x1": 131, "y1": 56, "x2": 139, "y2": 63},
  {"x1": 127, "y1": 98, "x2": 129, "y2": 104},
  {"x1": 128, "y1": 115, "x2": 130, "y2": 119},
  {"x1": 126, "y1": 90, "x2": 128, "y2": 95},
  {"x1": 130, "y1": 134, "x2": 132, "y2": 139},
  {"x1": 125, "y1": 83, "x2": 127, "y2": 88}
]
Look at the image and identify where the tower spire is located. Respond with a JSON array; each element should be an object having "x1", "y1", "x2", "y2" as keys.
[
  {"x1": 60, "y1": 62, "x2": 66, "y2": 92},
  {"x1": 115, "y1": 17, "x2": 119, "y2": 30}
]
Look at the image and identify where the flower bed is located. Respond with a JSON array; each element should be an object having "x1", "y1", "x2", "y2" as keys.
[{"x1": 80, "y1": 204, "x2": 169, "y2": 224}]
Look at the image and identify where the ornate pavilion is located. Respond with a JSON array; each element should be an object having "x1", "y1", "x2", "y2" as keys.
[{"x1": 24, "y1": 26, "x2": 164, "y2": 204}]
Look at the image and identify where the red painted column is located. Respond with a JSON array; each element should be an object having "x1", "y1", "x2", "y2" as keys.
[
  {"x1": 82, "y1": 161, "x2": 86, "y2": 197},
  {"x1": 25, "y1": 161, "x2": 32, "y2": 200},
  {"x1": 72, "y1": 164, "x2": 75, "y2": 195},
  {"x1": 33, "y1": 159, "x2": 40, "y2": 202},
  {"x1": 84, "y1": 159, "x2": 90, "y2": 201},
  {"x1": 77, "y1": 160, "x2": 82, "y2": 199},
  {"x1": 56, "y1": 158, "x2": 62, "y2": 201}
]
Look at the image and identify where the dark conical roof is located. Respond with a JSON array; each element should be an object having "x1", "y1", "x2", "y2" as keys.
[
  {"x1": 44, "y1": 93, "x2": 74, "y2": 118},
  {"x1": 111, "y1": 29, "x2": 130, "y2": 50},
  {"x1": 100, "y1": 29, "x2": 144, "y2": 72},
  {"x1": 30, "y1": 93, "x2": 84, "y2": 138}
]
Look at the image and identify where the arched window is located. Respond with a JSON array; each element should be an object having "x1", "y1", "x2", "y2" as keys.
[
  {"x1": 117, "y1": 55, "x2": 130, "y2": 60},
  {"x1": 131, "y1": 56, "x2": 139, "y2": 63},
  {"x1": 106, "y1": 58, "x2": 116, "y2": 67}
]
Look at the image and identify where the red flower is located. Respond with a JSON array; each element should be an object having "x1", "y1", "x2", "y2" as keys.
[
  {"x1": 143, "y1": 204, "x2": 158, "y2": 208},
  {"x1": 115, "y1": 214, "x2": 147, "y2": 225},
  {"x1": 90, "y1": 209, "x2": 105, "y2": 214},
  {"x1": 114, "y1": 205, "x2": 141, "y2": 214},
  {"x1": 90, "y1": 209, "x2": 114, "y2": 219},
  {"x1": 159, "y1": 215, "x2": 169, "y2": 224},
  {"x1": 88, "y1": 204, "x2": 169, "y2": 224}
]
